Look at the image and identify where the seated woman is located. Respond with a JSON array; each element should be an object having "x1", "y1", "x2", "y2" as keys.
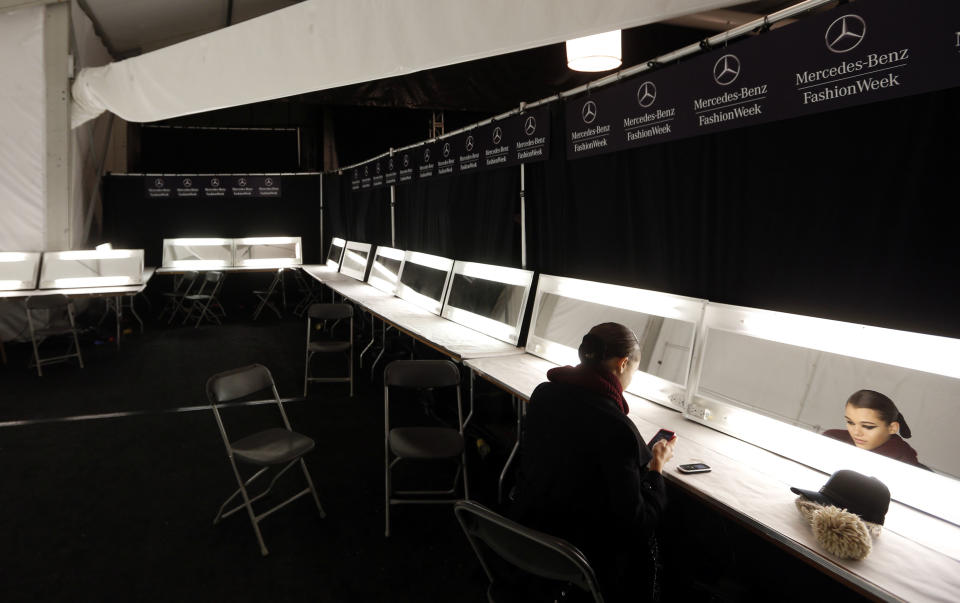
[
  {"x1": 823, "y1": 389, "x2": 922, "y2": 467},
  {"x1": 510, "y1": 322, "x2": 676, "y2": 603}
]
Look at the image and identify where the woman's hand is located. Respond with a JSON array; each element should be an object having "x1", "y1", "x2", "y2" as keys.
[{"x1": 648, "y1": 437, "x2": 677, "y2": 473}]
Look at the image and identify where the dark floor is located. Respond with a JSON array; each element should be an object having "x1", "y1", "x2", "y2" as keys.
[{"x1": 0, "y1": 286, "x2": 870, "y2": 603}]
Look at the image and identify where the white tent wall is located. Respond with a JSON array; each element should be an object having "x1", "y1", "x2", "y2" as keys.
[
  {"x1": 0, "y1": 4, "x2": 46, "y2": 252},
  {"x1": 70, "y1": 0, "x2": 741, "y2": 127},
  {"x1": 70, "y1": 0, "x2": 118, "y2": 249}
]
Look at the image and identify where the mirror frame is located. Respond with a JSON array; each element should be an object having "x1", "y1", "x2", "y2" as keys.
[
  {"x1": 339, "y1": 241, "x2": 372, "y2": 282},
  {"x1": 366, "y1": 245, "x2": 405, "y2": 295},
  {"x1": 687, "y1": 302, "x2": 960, "y2": 525},
  {"x1": 40, "y1": 249, "x2": 145, "y2": 289},
  {"x1": 440, "y1": 261, "x2": 534, "y2": 344},
  {"x1": 526, "y1": 274, "x2": 705, "y2": 411},
  {"x1": 0, "y1": 252, "x2": 42, "y2": 291},
  {"x1": 394, "y1": 250, "x2": 453, "y2": 315},
  {"x1": 326, "y1": 237, "x2": 346, "y2": 269},
  {"x1": 234, "y1": 236, "x2": 302, "y2": 267},
  {"x1": 162, "y1": 238, "x2": 234, "y2": 269}
]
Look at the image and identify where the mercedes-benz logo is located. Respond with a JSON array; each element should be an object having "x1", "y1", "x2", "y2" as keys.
[
  {"x1": 524, "y1": 116, "x2": 537, "y2": 136},
  {"x1": 154, "y1": 178, "x2": 164, "y2": 188},
  {"x1": 825, "y1": 14, "x2": 866, "y2": 54},
  {"x1": 182, "y1": 177, "x2": 192, "y2": 187},
  {"x1": 465, "y1": 135, "x2": 474, "y2": 152},
  {"x1": 423, "y1": 148, "x2": 431, "y2": 162},
  {"x1": 492, "y1": 126, "x2": 502, "y2": 145},
  {"x1": 210, "y1": 177, "x2": 220, "y2": 187},
  {"x1": 264, "y1": 177, "x2": 273, "y2": 186},
  {"x1": 403, "y1": 154, "x2": 409, "y2": 168},
  {"x1": 637, "y1": 81, "x2": 657, "y2": 108},
  {"x1": 363, "y1": 166, "x2": 369, "y2": 177},
  {"x1": 238, "y1": 177, "x2": 247, "y2": 187},
  {"x1": 388, "y1": 158, "x2": 394, "y2": 170},
  {"x1": 443, "y1": 142, "x2": 451, "y2": 158},
  {"x1": 713, "y1": 54, "x2": 741, "y2": 86},
  {"x1": 581, "y1": 100, "x2": 597, "y2": 124}
]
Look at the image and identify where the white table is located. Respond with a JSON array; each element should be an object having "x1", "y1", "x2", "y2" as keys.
[
  {"x1": 463, "y1": 353, "x2": 960, "y2": 603},
  {"x1": 0, "y1": 268, "x2": 155, "y2": 349}
]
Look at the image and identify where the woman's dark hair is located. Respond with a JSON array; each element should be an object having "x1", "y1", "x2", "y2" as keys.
[
  {"x1": 846, "y1": 389, "x2": 912, "y2": 439},
  {"x1": 578, "y1": 323, "x2": 641, "y2": 366}
]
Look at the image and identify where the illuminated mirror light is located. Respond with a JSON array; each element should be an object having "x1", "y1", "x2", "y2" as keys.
[
  {"x1": 170, "y1": 238, "x2": 231, "y2": 246},
  {"x1": 54, "y1": 249, "x2": 135, "y2": 260},
  {"x1": 51, "y1": 276, "x2": 134, "y2": 288},
  {"x1": 406, "y1": 251, "x2": 453, "y2": 272},
  {"x1": 374, "y1": 246, "x2": 405, "y2": 261},
  {"x1": 566, "y1": 30, "x2": 622, "y2": 72},
  {"x1": 542, "y1": 275, "x2": 699, "y2": 320},
  {"x1": 237, "y1": 236, "x2": 298, "y2": 245},
  {"x1": 170, "y1": 259, "x2": 229, "y2": 269},
  {"x1": 0, "y1": 252, "x2": 30, "y2": 262},
  {"x1": 457, "y1": 262, "x2": 531, "y2": 287},
  {"x1": 242, "y1": 258, "x2": 297, "y2": 267},
  {"x1": 444, "y1": 306, "x2": 517, "y2": 343},
  {"x1": 396, "y1": 284, "x2": 442, "y2": 315}
]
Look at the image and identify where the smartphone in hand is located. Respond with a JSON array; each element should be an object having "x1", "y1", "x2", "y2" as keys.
[{"x1": 647, "y1": 428, "x2": 676, "y2": 449}]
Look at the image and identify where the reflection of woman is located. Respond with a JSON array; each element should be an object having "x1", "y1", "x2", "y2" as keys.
[
  {"x1": 511, "y1": 323, "x2": 676, "y2": 602},
  {"x1": 823, "y1": 389, "x2": 922, "y2": 467}
]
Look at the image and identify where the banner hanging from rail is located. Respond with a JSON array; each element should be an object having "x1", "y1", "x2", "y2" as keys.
[
  {"x1": 144, "y1": 175, "x2": 282, "y2": 199},
  {"x1": 350, "y1": 105, "x2": 551, "y2": 191},
  {"x1": 565, "y1": 0, "x2": 960, "y2": 160}
]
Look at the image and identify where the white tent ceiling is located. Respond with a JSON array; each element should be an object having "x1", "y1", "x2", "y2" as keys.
[{"x1": 70, "y1": 0, "x2": 804, "y2": 127}]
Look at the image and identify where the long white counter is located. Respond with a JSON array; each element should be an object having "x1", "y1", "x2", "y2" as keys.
[{"x1": 464, "y1": 353, "x2": 960, "y2": 603}]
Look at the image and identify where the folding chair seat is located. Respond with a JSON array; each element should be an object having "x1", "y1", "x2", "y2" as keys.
[
  {"x1": 384, "y1": 359, "x2": 468, "y2": 537},
  {"x1": 207, "y1": 363, "x2": 326, "y2": 556},
  {"x1": 159, "y1": 270, "x2": 199, "y2": 324},
  {"x1": 304, "y1": 303, "x2": 354, "y2": 396},
  {"x1": 25, "y1": 294, "x2": 84, "y2": 377},
  {"x1": 453, "y1": 500, "x2": 604, "y2": 603},
  {"x1": 182, "y1": 271, "x2": 225, "y2": 327}
]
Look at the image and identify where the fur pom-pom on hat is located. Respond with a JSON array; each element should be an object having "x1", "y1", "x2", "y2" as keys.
[{"x1": 795, "y1": 496, "x2": 881, "y2": 560}]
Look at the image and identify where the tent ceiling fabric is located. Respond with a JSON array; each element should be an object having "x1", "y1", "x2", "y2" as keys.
[{"x1": 70, "y1": 0, "x2": 745, "y2": 127}]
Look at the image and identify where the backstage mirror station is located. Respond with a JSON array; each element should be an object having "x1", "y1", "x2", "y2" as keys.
[{"x1": 698, "y1": 328, "x2": 960, "y2": 480}]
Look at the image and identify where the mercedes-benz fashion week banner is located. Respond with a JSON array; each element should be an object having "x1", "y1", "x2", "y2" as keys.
[
  {"x1": 144, "y1": 175, "x2": 282, "y2": 199},
  {"x1": 350, "y1": 106, "x2": 550, "y2": 191},
  {"x1": 566, "y1": 0, "x2": 960, "y2": 159}
]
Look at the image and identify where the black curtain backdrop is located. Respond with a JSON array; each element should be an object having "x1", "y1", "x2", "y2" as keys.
[
  {"x1": 102, "y1": 175, "x2": 322, "y2": 266},
  {"x1": 393, "y1": 169, "x2": 521, "y2": 267},
  {"x1": 525, "y1": 89, "x2": 960, "y2": 339},
  {"x1": 320, "y1": 176, "x2": 391, "y2": 259}
]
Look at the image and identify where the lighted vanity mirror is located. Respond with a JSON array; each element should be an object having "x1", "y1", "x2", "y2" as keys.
[
  {"x1": 440, "y1": 261, "x2": 534, "y2": 344},
  {"x1": 162, "y1": 238, "x2": 233, "y2": 269},
  {"x1": 526, "y1": 275, "x2": 705, "y2": 410},
  {"x1": 395, "y1": 251, "x2": 453, "y2": 315},
  {"x1": 40, "y1": 249, "x2": 144, "y2": 289},
  {"x1": 688, "y1": 303, "x2": 960, "y2": 525},
  {"x1": 234, "y1": 236, "x2": 302, "y2": 267},
  {"x1": 367, "y1": 246, "x2": 404, "y2": 295},
  {"x1": 0, "y1": 252, "x2": 42, "y2": 290},
  {"x1": 339, "y1": 241, "x2": 372, "y2": 281},
  {"x1": 326, "y1": 237, "x2": 346, "y2": 269}
]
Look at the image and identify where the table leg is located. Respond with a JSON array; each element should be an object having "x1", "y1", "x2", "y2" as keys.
[
  {"x1": 360, "y1": 315, "x2": 376, "y2": 367},
  {"x1": 498, "y1": 395, "x2": 523, "y2": 504},
  {"x1": 115, "y1": 294, "x2": 122, "y2": 349},
  {"x1": 371, "y1": 322, "x2": 390, "y2": 380},
  {"x1": 464, "y1": 369, "x2": 476, "y2": 428},
  {"x1": 128, "y1": 295, "x2": 145, "y2": 332}
]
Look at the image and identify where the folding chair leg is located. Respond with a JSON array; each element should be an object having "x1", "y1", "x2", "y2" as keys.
[
  {"x1": 227, "y1": 460, "x2": 270, "y2": 556},
  {"x1": 385, "y1": 451, "x2": 391, "y2": 538},
  {"x1": 299, "y1": 458, "x2": 326, "y2": 518}
]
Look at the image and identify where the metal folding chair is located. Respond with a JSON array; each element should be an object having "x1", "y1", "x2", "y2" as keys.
[
  {"x1": 25, "y1": 294, "x2": 84, "y2": 377},
  {"x1": 384, "y1": 359, "x2": 468, "y2": 537},
  {"x1": 304, "y1": 303, "x2": 354, "y2": 397},
  {"x1": 454, "y1": 500, "x2": 604, "y2": 603},
  {"x1": 182, "y1": 271, "x2": 225, "y2": 327},
  {"x1": 159, "y1": 270, "x2": 200, "y2": 324},
  {"x1": 207, "y1": 363, "x2": 326, "y2": 556}
]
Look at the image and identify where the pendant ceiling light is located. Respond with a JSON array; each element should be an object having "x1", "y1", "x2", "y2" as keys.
[{"x1": 565, "y1": 30, "x2": 622, "y2": 72}]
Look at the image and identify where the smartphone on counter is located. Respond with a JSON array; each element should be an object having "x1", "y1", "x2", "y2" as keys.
[
  {"x1": 647, "y1": 429, "x2": 676, "y2": 449},
  {"x1": 677, "y1": 463, "x2": 711, "y2": 474}
]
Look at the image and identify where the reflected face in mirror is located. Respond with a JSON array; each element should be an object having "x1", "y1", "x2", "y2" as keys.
[{"x1": 845, "y1": 405, "x2": 899, "y2": 451}]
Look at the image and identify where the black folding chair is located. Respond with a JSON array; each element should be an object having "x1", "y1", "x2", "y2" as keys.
[
  {"x1": 182, "y1": 271, "x2": 225, "y2": 327},
  {"x1": 384, "y1": 359, "x2": 468, "y2": 537},
  {"x1": 25, "y1": 294, "x2": 84, "y2": 377},
  {"x1": 303, "y1": 303, "x2": 354, "y2": 397},
  {"x1": 454, "y1": 500, "x2": 604, "y2": 603},
  {"x1": 207, "y1": 364, "x2": 326, "y2": 556}
]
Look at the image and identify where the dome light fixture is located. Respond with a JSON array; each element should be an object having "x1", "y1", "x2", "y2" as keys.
[{"x1": 565, "y1": 30, "x2": 622, "y2": 72}]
